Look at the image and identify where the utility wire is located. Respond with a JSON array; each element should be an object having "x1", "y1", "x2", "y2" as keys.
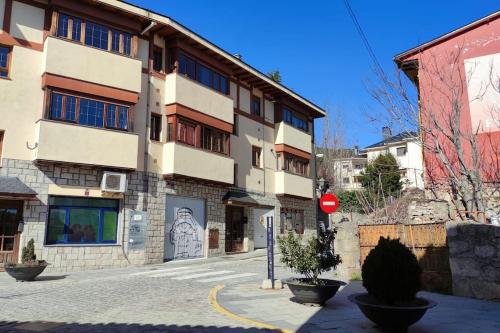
[{"x1": 343, "y1": 0, "x2": 387, "y2": 80}]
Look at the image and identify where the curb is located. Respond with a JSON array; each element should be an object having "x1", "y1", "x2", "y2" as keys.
[{"x1": 208, "y1": 285, "x2": 294, "y2": 333}]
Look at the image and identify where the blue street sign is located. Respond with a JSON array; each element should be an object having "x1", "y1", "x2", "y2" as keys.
[{"x1": 267, "y1": 216, "x2": 274, "y2": 289}]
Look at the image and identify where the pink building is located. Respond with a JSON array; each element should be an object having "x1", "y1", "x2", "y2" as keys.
[{"x1": 394, "y1": 12, "x2": 499, "y2": 203}]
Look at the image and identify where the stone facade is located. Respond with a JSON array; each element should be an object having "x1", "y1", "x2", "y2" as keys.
[
  {"x1": 446, "y1": 221, "x2": 500, "y2": 300},
  {"x1": 1, "y1": 158, "x2": 316, "y2": 272},
  {"x1": 408, "y1": 199, "x2": 450, "y2": 224}
]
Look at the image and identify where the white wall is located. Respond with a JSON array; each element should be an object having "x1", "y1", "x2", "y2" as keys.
[
  {"x1": 0, "y1": 0, "x2": 5, "y2": 31},
  {"x1": 10, "y1": 1, "x2": 45, "y2": 43}
]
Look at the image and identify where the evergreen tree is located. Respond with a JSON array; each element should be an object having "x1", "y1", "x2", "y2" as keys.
[{"x1": 360, "y1": 153, "x2": 402, "y2": 206}]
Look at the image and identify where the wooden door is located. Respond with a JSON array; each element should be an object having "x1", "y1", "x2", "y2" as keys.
[
  {"x1": 225, "y1": 206, "x2": 244, "y2": 253},
  {"x1": 0, "y1": 200, "x2": 23, "y2": 266}
]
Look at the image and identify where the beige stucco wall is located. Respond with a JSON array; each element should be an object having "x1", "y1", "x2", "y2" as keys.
[
  {"x1": 231, "y1": 116, "x2": 276, "y2": 193},
  {"x1": 239, "y1": 86, "x2": 251, "y2": 113},
  {"x1": 164, "y1": 73, "x2": 233, "y2": 124},
  {"x1": 274, "y1": 122, "x2": 312, "y2": 153},
  {"x1": 10, "y1": 1, "x2": 45, "y2": 43},
  {"x1": 229, "y1": 81, "x2": 237, "y2": 108},
  {"x1": 35, "y1": 120, "x2": 139, "y2": 169},
  {"x1": 137, "y1": 38, "x2": 149, "y2": 69},
  {"x1": 275, "y1": 171, "x2": 313, "y2": 199},
  {"x1": 0, "y1": 46, "x2": 44, "y2": 161},
  {"x1": 265, "y1": 99, "x2": 274, "y2": 123},
  {"x1": 42, "y1": 37, "x2": 142, "y2": 93},
  {"x1": 163, "y1": 142, "x2": 234, "y2": 184}
]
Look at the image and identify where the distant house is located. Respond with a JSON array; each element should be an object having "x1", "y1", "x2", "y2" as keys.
[
  {"x1": 364, "y1": 127, "x2": 424, "y2": 190},
  {"x1": 317, "y1": 147, "x2": 367, "y2": 191}
]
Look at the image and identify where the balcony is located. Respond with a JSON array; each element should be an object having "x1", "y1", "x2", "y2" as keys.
[
  {"x1": 275, "y1": 122, "x2": 312, "y2": 154},
  {"x1": 275, "y1": 171, "x2": 313, "y2": 199},
  {"x1": 42, "y1": 37, "x2": 142, "y2": 93},
  {"x1": 164, "y1": 73, "x2": 234, "y2": 125},
  {"x1": 163, "y1": 142, "x2": 234, "y2": 184},
  {"x1": 34, "y1": 120, "x2": 139, "y2": 169}
]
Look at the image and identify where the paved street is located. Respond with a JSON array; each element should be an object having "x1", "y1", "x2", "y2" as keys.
[
  {"x1": 0, "y1": 252, "x2": 293, "y2": 332},
  {"x1": 1, "y1": 253, "x2": 500, "y2": 333}
]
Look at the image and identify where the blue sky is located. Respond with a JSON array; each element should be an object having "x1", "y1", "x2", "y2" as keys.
[{"x1": 127, "y1": 1, "x2": 498, "y2": 148}]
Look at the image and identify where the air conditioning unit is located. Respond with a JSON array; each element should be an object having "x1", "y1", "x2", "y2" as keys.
[{"x1": 101, "y1": 172, "x2": 128, "y2": 193}]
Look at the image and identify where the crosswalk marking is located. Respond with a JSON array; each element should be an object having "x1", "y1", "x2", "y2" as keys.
[
  {"x1": 131, "y1": 266, "x2": 194, "y2": 276},
  {"x1": 198, "y1": 272, "x2": 257, "y2": 283},
  {"x1": 149, "y1": 268, "x2": 211, "y2": 278},
  {"x1": 172, "y1": 270, "x2": 234, "y2": 280}
]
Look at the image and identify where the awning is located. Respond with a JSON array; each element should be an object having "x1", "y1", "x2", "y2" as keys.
[
  {"x1": 0, "y1": 176, "x2": 37, "y2": 200},
  {"x1": 222, "y1": 190, "x2": 258, "y2": 207}
]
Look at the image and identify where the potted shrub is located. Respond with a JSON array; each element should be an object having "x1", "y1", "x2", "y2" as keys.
[
  {"x1": 349, "y1": 237, "x2": 436, "y2": 332},
  {"x1": 4, "y1": 239, "x2": 48, "y2": 281},
  {"x1": 278, "y1": 227, "x2": 344, "y2": 305}
]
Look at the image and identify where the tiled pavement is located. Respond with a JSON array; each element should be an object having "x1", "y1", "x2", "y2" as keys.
[{"x1": 218, "y1": 281, "x2": 500, "y2": 333}]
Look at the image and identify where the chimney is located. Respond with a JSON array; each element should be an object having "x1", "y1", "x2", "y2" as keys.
[{"x1": 382, "y1": 126, "x2": 392, "y2": 140}]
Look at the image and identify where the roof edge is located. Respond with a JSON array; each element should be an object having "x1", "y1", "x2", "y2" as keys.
[
  {"x1": 394, "y1": 10, "x2": 500, "y2": 62},
  {"x1": 105, "y1": 0, "x2": 326, "y2": 117}
]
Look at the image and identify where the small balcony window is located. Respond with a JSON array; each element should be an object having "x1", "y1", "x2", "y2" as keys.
[{"x1": 397, "y1": 147, "x2": 407, "y2": 156}]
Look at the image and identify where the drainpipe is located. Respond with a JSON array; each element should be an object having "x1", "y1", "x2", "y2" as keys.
[{"x1": 141, "y1": 21, "x2": 155, "y2": 212}]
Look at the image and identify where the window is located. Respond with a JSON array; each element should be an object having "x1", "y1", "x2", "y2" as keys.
[
  {"x1": 55, "y1": 13, "x2": 133, "y2": 56},
  {"x1": 234, "y1": 164, "x2": 238, "y2": 186},
  {"x1": 150, "y1": 113, "x2": 162, "y2": 141},
  {"x1": 252, "y1": 146, "x2": 262, "y2": 168},
  {"x1": 355, "y1": 164, "x2": 364, "y2": 170},
  {"x1": 343, "y1": 177, "x2": 350, "y2": 184},
  {"x1": 153, "y1": 47, "x2": 163, "y2": 72},
  {"x1": 342, "y1": 163, "x2": 349, "y2": 169},
  {"x1": 397, "y1": 147, "x2": 407, "y2": 156},
  {"x1": 280, "y1": 153, "x2": 309, "y2": 176},
  {"x1": 0, "y1": 46, "x2": 11, "y2": 78},
  {"x1": 167, "y1": 122, "x2": 174, "y2": 142},
  {"x1": 177, "y1": 119, "x2": 196, "y2": 146},
  {"x1": 46, "y1": 197, "x2": 119, "y2": 245},
  {"x1": 178, "y1": 53, "x2": 229, "y2": 94},
  {"x1": 85, "y1": 21, "x2": 109, "y2": 50},
  {"x1": 280, "y1": 208, "x2": 304, "y2": 234},
  {"x1": 48, "y1": 92, "x2": 130, "y2": 130},
  {"x1": 202, "y1": 127, "x2": 229, "y2": 155},
  {"x1": 251, "y1": 96, "x2": 261, "y2": 117},
  {"x1": 0, "y1": 131, "x2": 4, "y2": 164},
  {"x1": 233, "y1": 114, "x2": 239, "y2": 136},
  {"x1": 283, "y1": 107, "x2": 308, "y2": 131},
  {"x1": 111, "y1": 30, "x2": 121, "y2": 52}
]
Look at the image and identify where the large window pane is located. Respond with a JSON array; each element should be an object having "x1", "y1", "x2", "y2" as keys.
[
  {"x1": 68, "y1": 208, "x2": 99, "y2": 243},
  {"x1": 72, "y1": 18, "x2": 82, "y2": 41},
  {"x1": 102, "y1": 211, "x2": 118, "y2": 242},
  {"x1": 79, "y1": 99, "x2": 104, "y2": 127},
  {"x1": 66, "y1": 96, "x2": 76, "y2": 121},
  {"x1": 107, "y1": 104, "x2": 117, "y2": 128},
  {"x1": 197, "y1": 64, "x2": 212, "y2": 87},
  {"x1": 118, "y1": 106, "x2": 128, "y2": 129},
  {"x1": 111, "y1": 30, "x2": 120, "y2": 52},
  {"x1": 85, "y1": 22, "x2": 109, "y2": 50},
  {"x1": 57, "y1": 14, "x2": 69, "y2": 38},
  {"x1": 47, "y1": 208, "x2": 66, "y2": 243},
  {"x1": 123, "y1": 33, "x2": 132, "y2": 55},
  {"x1": 50, "y1": 93, "x2": 63, "y2": 119}
]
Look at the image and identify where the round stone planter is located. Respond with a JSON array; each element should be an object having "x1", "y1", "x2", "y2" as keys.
[
  {"x1": 4, "y1": 261, "x2": 48, "y2": 281},
  {"x1": 348, "y1": 293, "x2": 436, "y2": 332},
  {"x1": 286, "y1": 278, "x2": 346, "y2": 305}
]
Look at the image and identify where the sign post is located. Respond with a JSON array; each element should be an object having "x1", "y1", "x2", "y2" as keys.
[{"x1": 267, "y1": 215, "x2": 274, "y2": 289}]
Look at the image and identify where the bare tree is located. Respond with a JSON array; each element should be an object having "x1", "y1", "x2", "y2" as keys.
[{"x1": 369, "y1": 46, "x2": 499, "y2": 222}]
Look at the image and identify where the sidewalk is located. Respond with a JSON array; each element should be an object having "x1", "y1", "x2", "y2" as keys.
[{"x1": 216, "y1": 281, "x2": 500, "y2": 333}]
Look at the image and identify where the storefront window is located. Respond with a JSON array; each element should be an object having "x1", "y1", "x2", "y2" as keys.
[
  {"x1": 280, "y1": 208, "x2": 304, "y2": 234},
  {"x1": 46, "y1": 197, "x2": 119, "y2": 245}
]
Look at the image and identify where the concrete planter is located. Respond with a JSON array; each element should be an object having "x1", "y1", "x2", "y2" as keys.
[
  {"x1": 286, "y1": 278, "x2": 346, "y2": 305},
  {"x1": 4, "y1": 261, "x2": 49, "y2": 281},
  {"x1": 349, "y1": 293, "x2": 436, "y2": 332}
]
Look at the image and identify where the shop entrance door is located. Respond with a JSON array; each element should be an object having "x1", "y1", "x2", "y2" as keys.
[
  {"x1": 225, "y1": 206, "x2": 244, "y2": 253},
  {"x1": 0, "y1": 200, "x2": 23, "y2": 267}
]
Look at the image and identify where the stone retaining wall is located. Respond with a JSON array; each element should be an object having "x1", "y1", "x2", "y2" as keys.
[{"x1": 446, "y1": 221, "x2": 500, "y2": 300}]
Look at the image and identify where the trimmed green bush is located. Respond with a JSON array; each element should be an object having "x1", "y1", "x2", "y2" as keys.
[
  {"x1": 362, "y1": 237, "x2": 421, "y2": 304},
  {"x1": 21, "y1": 239, "x2": 37, "y2": 264},
  {"x1": 278, "y1": 228, "x2": 342, "y2": 285}
]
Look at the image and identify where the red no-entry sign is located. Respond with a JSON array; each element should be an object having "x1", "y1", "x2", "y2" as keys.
[{"x1": 320, "y1": 193, "x2": 339, "y2": 214}]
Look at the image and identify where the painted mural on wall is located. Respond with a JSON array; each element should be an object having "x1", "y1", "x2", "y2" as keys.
[
  {"x1": 165, "y1": 196, "x2": 205, "y2": 260},
  {"x1": 464, "y1": 53, "x2": 500, "y2": 134}
]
